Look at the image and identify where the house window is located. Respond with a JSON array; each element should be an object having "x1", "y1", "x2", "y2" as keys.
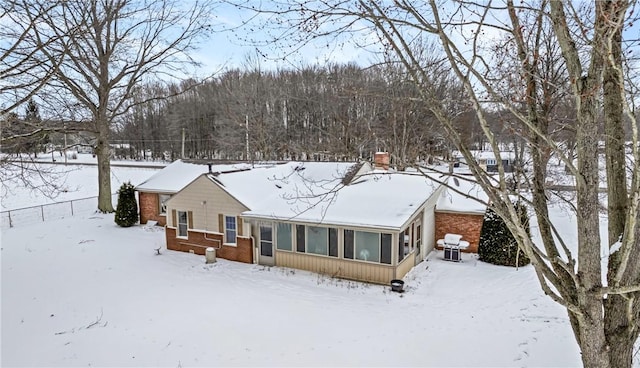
[
  {"x1": 307, "y1": 226, "x2": 328, "y2": 255},
  {"x1": 304, "y1": 226, "x2": 338, "y2": 257},
  {"x1": 356, "y1": 231, "x2": 379, "y2": 262},
  {"x1": 416, "y1": 224, "x2": 422, "y2": 256},
  {"x1": 159, "y1": 194, "x2": 170, "y2": 214},
  {"x1": 403, "y1": 229, "x2": 411, "y2": 256},
  {"x1": 177, "y1": 211, "x2": 188, "y2": 237},
  {"x1": 345, "y1": 230, "x2": 392, "y2": 265},
  {"x1": 296, "y1": 225, "x2": 305, "y2": 252},
  {"x1": 381, "y1": 233, "x2": 392, "y2": 264},
  {"x1": 225, "y1": 215, "x2": 236, "y2": 244},
  {"x1": 276, "y1": 223, "x2": 292, "y2": 251},
  {"x1": 344, "y1": 229, "x2": 354, "y2": 259},
  {"x1": 329, "y1": 228, "x2": 338, "y2": 257}
]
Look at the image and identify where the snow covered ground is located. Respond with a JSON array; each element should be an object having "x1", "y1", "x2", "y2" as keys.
[
  {"x1": 1, "y1": 214, "x2": 580, "y2": 367},
  {"x1": 1, "y1": 158, "x2": 162, "y2": 212},
  {"x1": 1, "y1": 161, "x2": 585, "y2": 367}
]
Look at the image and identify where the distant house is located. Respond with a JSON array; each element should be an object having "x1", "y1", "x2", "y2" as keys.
[
  {"x1": 455, "y1": 150, "x2": 515, "y2": 173},
  {"x1": 137, "y1": 153, "x2": 488, "y2": 284}
]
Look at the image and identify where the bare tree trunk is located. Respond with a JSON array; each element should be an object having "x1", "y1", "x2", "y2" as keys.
[
  {"x1": 96, "y1": 117, "x2": 113, "y2": 213},
  {"x1": 604, "y1": 25, "x2": 628, "y2": 246},
  {"x1": 574, "y1": 71, "x2": 610, "y2": 368},
  {"x1": 602, "y1": 23, "x2": 637, "y2": 368}
]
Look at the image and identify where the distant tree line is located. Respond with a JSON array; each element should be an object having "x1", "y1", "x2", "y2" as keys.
[{"x1": 112, "y1": 63, "x2": 490, "y2": 166}]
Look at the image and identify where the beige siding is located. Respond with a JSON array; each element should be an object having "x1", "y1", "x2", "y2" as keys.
[
  {"x1": 275, "y1": 251, "x2": 395, "y2": 284},
  {"x1": 423, "y1": 207, "x2": 436, "y2": 255},
  {"x1": 419, "y1": 185, "x2": 443, "y2": 257},
  {"x1": 396, "y1": 253, "x2": 416, "y2": 279},
  {"x1": 166, "y1": 175, "x2": 249, "y2": 234}
]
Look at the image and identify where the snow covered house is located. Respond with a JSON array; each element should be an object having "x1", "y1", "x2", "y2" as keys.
[
  {"x1": 455, "y1": 150, "x2": 515, "y2": 173},
  {"x1": 135, "y1": 160, "x2": 255, "y2": 226},
  {"x1": 137, "y1": 153, "x2": 488, "y2": 284}
]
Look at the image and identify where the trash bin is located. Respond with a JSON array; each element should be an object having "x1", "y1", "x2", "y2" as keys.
[
  {"x1": 390, "y1": 279, "x2": 405, "y2": 292},
  {"x1": 205, "y1": 247, "x2": 216, "y2": 264}
]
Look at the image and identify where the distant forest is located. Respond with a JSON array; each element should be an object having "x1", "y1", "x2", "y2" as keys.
[
  {"x1": 113, "y1": 63, "x2": 454, "y2": 164},
  {"x1": 111, "y1": 63, "x2": 561, "y2": 166}
]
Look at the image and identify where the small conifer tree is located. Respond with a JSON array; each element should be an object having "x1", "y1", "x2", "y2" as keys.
[
  {"x1": 115, "y1": 182, "x2": 138, "y2": 227},
  {"x1": 478, "y1": 202, "x2": 531, "y2": 267}
]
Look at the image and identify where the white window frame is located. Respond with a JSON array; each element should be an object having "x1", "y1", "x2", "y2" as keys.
[
  {"x1": 224, "y1": 215, "x2": 237, "y2": 245},
  {"x1": 159, "y1": 194, "x2": 170, "y2": 215},
  {"x1": 177, "y1": 211, "x2": 188, "y2": 238}
]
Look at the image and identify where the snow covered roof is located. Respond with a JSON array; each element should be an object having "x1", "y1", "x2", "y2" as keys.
[
  {"x1": 150, "y1": 160, "x2": 486, "y2": 229},
  {"x1": 135, "y1": 160, "x2": 254, "y2": 193},
  {"x1": 454, "y1": 150, "x2": 515, "y2": 162},
  {"x1": 208, "y1": 162, "x2": 440, "y2": 230},
  {"x1": 435, "y1": 176, "x2": 488, "y2": 214}
]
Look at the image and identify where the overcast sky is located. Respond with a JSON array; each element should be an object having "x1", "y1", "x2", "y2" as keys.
[{"x1": 189, "y1": 3, "x2": 382, "y2": 75}]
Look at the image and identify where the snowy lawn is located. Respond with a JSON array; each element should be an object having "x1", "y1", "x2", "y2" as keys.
[
  {"x1": 1, "y1": 164, "x2": 160, "y2": 211},
  {"x1": 1, "y1": 214, "x2": 580, "y2": 367}
]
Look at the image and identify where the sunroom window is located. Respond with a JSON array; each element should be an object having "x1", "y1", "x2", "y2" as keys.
[
  {"x1": 304, "y1": 226, "x2": 338, "y2": 257},
  {"x1": 307, "y1": 226, "x2": 328, "y2": 255},
  {"x1": 345, "y1": 230, "x2": 392, "y2": 265},
  {"x1": 276, "y1": 223, "x2": 292, "y2": 251}
]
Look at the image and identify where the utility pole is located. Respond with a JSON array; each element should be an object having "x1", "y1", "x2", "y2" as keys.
[
  {"x1": 181, "y1": 127, "x2": 185, "y2": 159},
  {"x1": 245, "y1": 115, "x2": 250, "y2": 163},
  {"x1": 64, "y1": 127, "x2": 67, "y2": 165}
]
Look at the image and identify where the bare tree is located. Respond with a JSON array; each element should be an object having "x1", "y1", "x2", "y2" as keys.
[
  {"x1": 19, "y1": 0, "x2": 214, "y2": 212},
  {"x1": 0, "y1": 0, "x2": 66, "y2": 114}
]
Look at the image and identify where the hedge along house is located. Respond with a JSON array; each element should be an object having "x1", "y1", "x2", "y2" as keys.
[
  {"x1": 163, "y1": 157, "x2": 445, "y2": 284},
  {"x1": 434, "y1": 176, "x2": 488, "y2": 253},
  {"x1": 135, "y1": 160, "x2": 254, "y2": 226}
]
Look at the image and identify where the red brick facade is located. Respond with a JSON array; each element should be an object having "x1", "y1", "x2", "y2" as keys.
[
  {"x1": 165, "y1": 227, "x2": 253, "y2": 263},
  {"x1": 434, "y1": 211, "x2": 485, "y2": 253},
  {"x1": 138, "y1": 192, "x2": 167, "y2": 226}
]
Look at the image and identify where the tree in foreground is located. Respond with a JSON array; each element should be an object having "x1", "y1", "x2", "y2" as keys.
[
  {"x1": 115, "y1": 182, "x2": 138, "y2": 227},
  {"x1": 478, "y1": 203, "x2": 531, "y2": 268},
  {"x1": 233, "y1": 1, "x2": 640, "y2": 366},
  {"x1": 18, "y1": 0, "x2": 214, "y2": 212}
]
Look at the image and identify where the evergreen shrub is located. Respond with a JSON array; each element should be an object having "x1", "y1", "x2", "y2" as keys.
[
  {"x1": 478, "y1": 202, "x2": 531, "y2": 267},
  {"x1": 115, "y1": 182, "x2": 138, "y2": 227}
]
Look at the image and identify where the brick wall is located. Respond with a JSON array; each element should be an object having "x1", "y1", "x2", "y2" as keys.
[
  {"x1": 434, "y1": 211, "x2": 485, "y2": 253},
  {"x1": 165, "y1": 227, "x2": 253, "y2": 263},
  {"x1": 138, "y1": 192, "x2": 166, "y2": 226}
]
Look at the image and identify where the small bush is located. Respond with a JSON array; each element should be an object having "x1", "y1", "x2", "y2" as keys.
[
  {"x1": 478, "y1": 202, "x2": 531, "y2": 267},
  {"x1": 115, "y1": 182, "x2": 138, "y2": 227}
]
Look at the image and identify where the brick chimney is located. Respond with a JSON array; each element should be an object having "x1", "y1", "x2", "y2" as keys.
[{"x1": 374, "y1": 152, "x2": 390, "y2": 170}]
